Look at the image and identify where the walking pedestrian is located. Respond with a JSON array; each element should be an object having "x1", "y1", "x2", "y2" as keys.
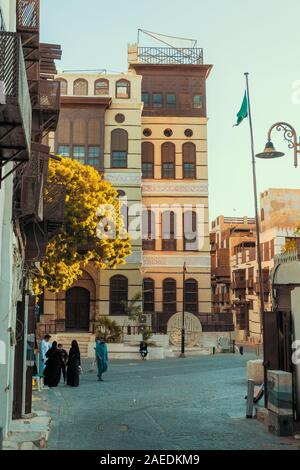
[
  {"x1": 96, "y1": 337, "x2": 108, "y2": 382},
  {"x1": 67, "y1": 340, "x2": 81, "y2": 387},
  {"x1": 39, "y1": 334, "x2": 51, "y2": 379},
  {"x1": 58, "y1": 344, "x2": 68, "y2": 383},
  {"x1": 44, "y1": 341, "x2": 62, "y2": 387}
]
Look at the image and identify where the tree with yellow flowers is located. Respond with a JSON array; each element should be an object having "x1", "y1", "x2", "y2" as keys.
[{"x1": 32, "y1": 157, "x2": 131, "y2": 295}]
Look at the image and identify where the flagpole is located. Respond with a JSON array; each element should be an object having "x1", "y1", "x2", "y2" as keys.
[
  {"x1": 244, "y1": 72, "x2": 265, "y2": 344},
  {"x1": 180, "y1": 262, "x2": 187, "y2": 358}
]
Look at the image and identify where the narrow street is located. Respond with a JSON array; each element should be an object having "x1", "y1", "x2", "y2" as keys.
[{"x1": 34, "y1": 353, "x2": 300, "y2": 451}]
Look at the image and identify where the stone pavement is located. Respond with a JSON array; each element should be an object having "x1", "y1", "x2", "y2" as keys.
[{"x1": 36, "y1": 352, "x2": 300, "y2": 450}]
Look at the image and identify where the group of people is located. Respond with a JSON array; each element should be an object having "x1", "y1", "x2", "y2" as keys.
[
  {"x1": 38, "y1": 335, "x2": 148, "y2": 388},
  {"x1": 39, "y1": 334, "x2": 109, "y2": 388},
  {"x1": 39, "y1": 335, "x2": 82, "y2": 387}
]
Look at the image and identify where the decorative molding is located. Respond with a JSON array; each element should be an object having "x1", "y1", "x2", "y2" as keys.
[
  {"x1": 142, "y1": 254, "x2": 211, "y2": 268},
  {"x1": 105, "y1": 172, "x2": 141, "y2": 186},
  {"x1": 142, "y1": 182, "x2": 208, "y2": 196}
]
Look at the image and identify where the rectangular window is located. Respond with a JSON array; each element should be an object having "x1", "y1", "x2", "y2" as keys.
[
  {"x1": 88, "y1": 146, "x2": 101, "y2": 167},
  {"x1": 73, "y1": 146, "x2": 85, "y2": 164},
  {"x1": 162, "y1": 162, "x2": 175, "y2": 179},
  {"x1": 153, "y1": 93, "x2": 163, "y2": 108},
  {"x1": 111, "y1": 151, "x2": 127, "y2": 168},
  {"x1": 142, "y1": 210, "x2": 156, "y2": 250},
  {"x1": 142, "y1": 162, "x2": 154, "y2": 179},
  {"x1": 142, "y1": 92, "x2": 149, "y2": 107},
  {"x1": 166, "y1": 94, "x2": 176, "y2": 109},
  {"x1": 57, "y1": 145, "x2": 70, "y2": 157},
  {"x1": 193, "y1": 95, "x2": 203, "y2": 109},
  {"x1": 183, "y1": 163, "x2": 196, "y2": 179}
]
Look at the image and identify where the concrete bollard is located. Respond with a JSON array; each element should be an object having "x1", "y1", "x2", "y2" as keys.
[
  {"x1": 246, "y1": 379, "x2": 255, "y2": 418},
  {"x1": 267, "y1": 370, "x2": 293, "y2": 436}
]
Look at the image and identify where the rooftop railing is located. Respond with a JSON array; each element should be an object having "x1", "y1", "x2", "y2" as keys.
[{"x1": 137, "y1": 47, "x2": 203, "y2": 65}]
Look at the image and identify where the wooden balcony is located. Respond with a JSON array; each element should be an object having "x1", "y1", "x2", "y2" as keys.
[
  {"x1": 0, "y1": 32, "x2": 32, "y2": 163},
  {"x1": 40, "y1": 43, "x2": 62, "y2": 78},
  {"x1": 16, "y1": 0, "x2": 40, "y2": 79},
  {"x1": 211, "y1": 266, "x2": 231, "y2": 279},
  {"x1": 44, "y1": 183, "x2": 66, "y2": 236},
  {"x1": 17, "y1": 0, "x2": 40, "y2": 32},
  {"x1": 14, "y1": 142, "x2": 49, "y2": 221},
  {"x1": 233, "y1": 279, "x2": 247, "y2": 289},
  {"x1": 38, "y1": 79, "x2": 61, "y2": 136},
  {"x1": 23, "y1": 181, "x2": 65, "y2": 262}
]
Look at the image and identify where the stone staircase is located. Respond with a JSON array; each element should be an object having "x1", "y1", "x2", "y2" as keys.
[{"x1": 51, "y1": 333, "x2": 95, "y2": 358}]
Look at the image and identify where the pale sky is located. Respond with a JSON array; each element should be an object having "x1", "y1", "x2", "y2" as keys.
[{"x1": 41, "y1": 0, "x2": 300, "y2": 222}]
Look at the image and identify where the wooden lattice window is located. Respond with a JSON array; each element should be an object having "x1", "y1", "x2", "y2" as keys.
[{"x1": 73, "y1": 78, "x2": 88, "y2": 96}]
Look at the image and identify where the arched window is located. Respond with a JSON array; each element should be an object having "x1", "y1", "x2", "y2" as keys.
[
  {"x1": 116, "y1": 79, "x2": 130, "y2": 99},
  {"x1": 95, "y1": 79, "x2": 109, "y2": 96},
  {"x1": 111, "y1": 129, "x2": 128, "y2": 168},
  {"x1": 142, "y1": 142, "x2": 154, "y2": 179},
  {"x1": 162, "y1": 210, "x2": 177, "y2": 251},
  {"x1": 183, "y1": 142, "x2": 196, "y2": 179},
  {"x1": 161, "y1": 142, "x2": 175, "y2": 179},
  {"x1": 143, "y1": 278, "x2": 155, "y2": 313},
  {"x1": 184, "y1": 279, "x2": 198, "y2": 313},
  {"x1": 109, "y1": 275, "x2": 128, "y2": 315},
  {"x1": 183, "y1": 211, "x2": 198, "y2": 251},
  {"x1": 142, "y1": 209, "x2": 156, "y2": 250},
  {"x1": 163, "y1": 278, "x2": 177, "y2": 314},
  {"x1": 118, "y1": 190, "x2": 128, "y2": 230},
  {"x1": 73, "y1": 78, "x2": 88, "y2": 96},
  {"x1": 56, "y1": 78, "x2": 68, "y2": 96},
  {"x1": 193, "y1": 94, "x2": 203, "y2": 109},
  {"x1": 261, "y1": 208, "x2": 265, "y2": 222}
]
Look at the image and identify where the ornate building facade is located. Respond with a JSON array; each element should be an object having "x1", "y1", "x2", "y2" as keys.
[{"x1": 40, "y1": 42, "x2": 213, "y2": 348}]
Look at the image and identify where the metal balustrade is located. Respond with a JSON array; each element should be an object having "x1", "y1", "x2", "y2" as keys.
[{"x1": 137, "y1": 47, "x2": 203, "y2": 65}]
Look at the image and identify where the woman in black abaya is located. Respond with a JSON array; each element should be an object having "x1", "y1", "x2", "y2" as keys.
[
  {"x1": 67, "y1": 340, "x2": 81, "y2": 387},
  {"x1": 44, "y1": 341, "x2": 61, "y2": 387}
]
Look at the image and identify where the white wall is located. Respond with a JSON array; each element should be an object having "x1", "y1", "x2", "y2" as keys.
[
  {"x1": 291, "y1": 287, "x2": 300, "y2": 419},
  {"x1": 0, "y1": 0, "x2": 16, "y2": 31},
  {"x1": 0, "y1": 0, "x2": 18, "y2": 437}
]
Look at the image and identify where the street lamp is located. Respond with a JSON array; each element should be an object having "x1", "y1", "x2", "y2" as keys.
[
  {"x1": 256, "y1": 122, "x2": 300, "y2": 167},
  {"x1": 180, "y1": 262, "x2": 187, "y2": 358},
  {"x1": 256, "y1": 120, "x2": 299, "y2": 407}
]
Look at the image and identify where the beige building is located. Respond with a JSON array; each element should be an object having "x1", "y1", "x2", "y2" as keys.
[
  {"x1": 231, "y1": 188, "x2": 300, "y2": 343},
  {"x1": 210, "y1": 216, "x2": 256, "y2": 314},
  {"x1": 39, "y1": 42, "x2": 213, "y2": 347}
]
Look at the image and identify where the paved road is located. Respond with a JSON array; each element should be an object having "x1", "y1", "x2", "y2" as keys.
[{"x1": 36, "y1": 353, "x2": 300, "y2": 450}]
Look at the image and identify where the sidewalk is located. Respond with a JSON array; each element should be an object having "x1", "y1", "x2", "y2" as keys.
[{"x1": 3, "y1": 394, "x2": 51, "y2": 451}]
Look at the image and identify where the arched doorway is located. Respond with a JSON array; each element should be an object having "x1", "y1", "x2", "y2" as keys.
[{"x1": 66, "y1": 287, "x2": 90, "y2": 331}]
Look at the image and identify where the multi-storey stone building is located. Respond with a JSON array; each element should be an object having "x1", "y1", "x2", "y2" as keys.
[
  {"x1": 229, "y1": 189, "x2": 300, "y2": 343},
  {"x1": 210, "y1": 216, "x2": 256, "y2": 315},
  {"x1": 39, "y1": 42, "x2": 213, "y2": 349}
]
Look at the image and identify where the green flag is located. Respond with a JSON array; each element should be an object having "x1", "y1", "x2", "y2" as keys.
[{"x1": 234, "y1": 91, "x2": 248, "y2": 126}]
